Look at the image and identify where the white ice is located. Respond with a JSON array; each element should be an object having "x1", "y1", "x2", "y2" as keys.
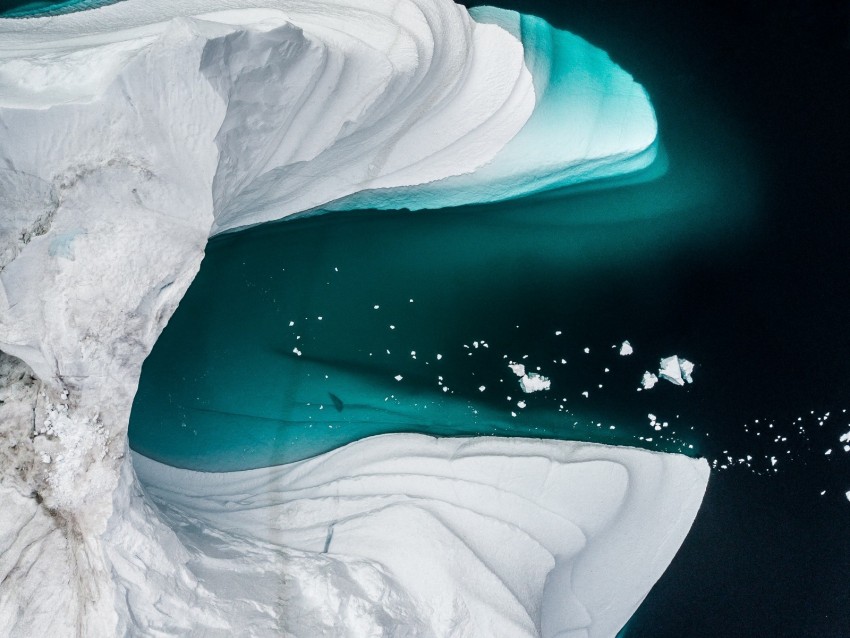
[{"x1": 0, "y1": 1, "x2": 703, "y2": 636}]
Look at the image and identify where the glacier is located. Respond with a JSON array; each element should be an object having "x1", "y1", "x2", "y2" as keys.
[{"x1": 0, "y1": 1, "x2": 706, "y2": 636}]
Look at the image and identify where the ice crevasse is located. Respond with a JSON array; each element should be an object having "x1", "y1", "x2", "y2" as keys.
[{"x1": 0, "y1": 1, "x2": 706, "y2": 637}]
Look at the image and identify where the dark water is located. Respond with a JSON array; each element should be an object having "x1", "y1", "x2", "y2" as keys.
[{"x1": 5, "y1": 0, "x2": 847, "y2": 633}]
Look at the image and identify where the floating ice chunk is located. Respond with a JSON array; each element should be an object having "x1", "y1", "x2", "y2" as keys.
[
  {"x1": 292, "y1": 347, "x2": 302, "y2": 356},
  {"x1": 394, "y1": 375, "x2": 403, "y2": 382},
  {"x1": 519, "y1": 372, "x2": 551, "y2": 394},
  {"x1": 658, "y1": 355, "x2": 695, "y2": 386},
  {"x1": 517, "y1": 400, "x2": 527, "y2": 409},
  {"x1": 680, "y1": 359, "x2": 695, "y2": 384},
  {"x1": 840, "y1": 430, "x2": 850, "y2": 443},
  {"x1": 478, "y1": 386, "x2": 486, "y2": 392},
  {"x1": 619, "y1": 341, "x2": 633, "y2": 356},
  {"x1": 508, "y1": 363, "x2": 526, "y2": 377},
  {"x1": 641, "y1": 372, "x2": 659, "y2": 390},
  {"x1": 846, "y1": 490, "x2": 850, "y2": 502}
]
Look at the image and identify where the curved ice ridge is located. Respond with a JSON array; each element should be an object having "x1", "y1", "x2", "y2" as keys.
[
  {"x1": 0, "y1": 1, "x2": 675, "y2": 637},
  {"x1": 132, "y1": 435, "x2": 708, "y2": 637}
]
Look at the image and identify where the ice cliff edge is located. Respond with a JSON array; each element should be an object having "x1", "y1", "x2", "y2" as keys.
[{"x1": 0, "y1": 1, "x2": 688, "y2": 636}]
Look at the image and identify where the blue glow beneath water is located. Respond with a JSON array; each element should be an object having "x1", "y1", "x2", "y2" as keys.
[{"x1": 0, "y1": 0, "x2": 117, "y2": 18}]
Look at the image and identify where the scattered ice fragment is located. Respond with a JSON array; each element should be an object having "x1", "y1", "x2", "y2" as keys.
[
  {"x1": 770, "y1": 456, "x2": 778, "y2": 466},
  {"x1": 845, "y1": 445, "x2": 850, "y2": 452},
  {"x1": 555, "y1": 330, "x2": 562, "y2": 336},
  {"x1": 846, "y1": 490, "x2": 850, "y2": 502},
  {"x1": 583, "y1": 347, "x2": 590, "y2": 354},
  {"x1": 825, "y1": 449, "x2": 832, "y2": 455},
  {"x1": 394, "y1": 375, "x2": 403, "y2": 382},
  {"x1": 641, "y1": 372, "x2": 659, "y2": 390},
  {"x1": 517, "y1": 400, "x2": 527, "y2": 409},
  {"x1": 581, "y1": 391, "x2": 589, "y2": 398},
  {"x1": 436, "y1": 354, "x2": 443, "y2": 360},
  {"x1": 292, "y1": 347, "x2": 302, "y2": 356},
  {"x1": 619, "y1": 341, "x2": 633, "y2": 356},
  {"x1": 840, "y1": 430, "x2": 850, "y2": 443},
  {"x1": 519, "y1": 373, "x2": 551, "y2": 394},
  {"x1": 508, "y1": 363, "x2": 526, "y2": 377},
  {"x1": 390, "y1": 325, "x2": 395, "y2": 330},
  {"x1": 478, "y1": 386, "x2": 486, "y2": 392},
  {"x1": 820, "y1": 490, "x2": 826, "y2": 496},
  {"x1": 658, "y1": 355, "x2": 695, "y2": 386},
  {"x1": 373, "y1": 305, "x2": 380, "y2": 310},
  {"x1": 289, "y1": 321, "x2": 295, "y2": 327}
]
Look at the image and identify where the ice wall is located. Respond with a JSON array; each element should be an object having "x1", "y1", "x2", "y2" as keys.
[{"x1": 0, "y1": 1, "x2": 698, "y2": 636}]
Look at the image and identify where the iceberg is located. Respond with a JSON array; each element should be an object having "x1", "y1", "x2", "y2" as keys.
[
  {"x1": 658, "y1": 355, "x2": 695, "y2": 386},
  {"x1": 0, "y1": 0, "x2": 705, "y2": 636}
]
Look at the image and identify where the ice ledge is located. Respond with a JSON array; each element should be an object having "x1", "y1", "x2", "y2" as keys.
[{"x1": 131, "y1": 434, "x2": 709, "y2": 638}]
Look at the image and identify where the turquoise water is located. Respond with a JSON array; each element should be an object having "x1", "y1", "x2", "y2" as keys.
[
  {"x1": 129, "y1": 122, "x2": 756, "y2": 471},
  {"x1": 0, "y1": 0, "x2": 117, "y2": 18},
  {"x1": 125, "y1": 4, "x2": 760, "y2": 473}
]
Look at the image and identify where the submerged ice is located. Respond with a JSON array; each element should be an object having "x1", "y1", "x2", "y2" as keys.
[{"x1": 0, "y1": 1, "x2": 705, "y2": 636}]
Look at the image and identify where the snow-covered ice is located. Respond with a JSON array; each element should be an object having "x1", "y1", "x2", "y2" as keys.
[
  {"x1": 641, "y1": 371, "x2": 659, "y2": 390},
  {"x1": 658, "y1": 355, "x2": 695, "y2": 386},
  {"x1": 0, "y1": 0, "x2": 702, "y2": 635}
]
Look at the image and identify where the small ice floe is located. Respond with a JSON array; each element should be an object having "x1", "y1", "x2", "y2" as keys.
[
  {"x1": 508, "y1": 362, "x2": 550, "y2": 393},
  {"x1": 394, "y1": 375, "x2": 403, "y2": 382},
  {"x1": 508, "y1": 363, "x2": 526, "y2": 377},
  {"x1": 581, "y1": 391, "x2": 589, "y2": 398},
  {"x1": 619, "y1": 340, "x2": 633, "y2": 356},
  {"x1": 658, "y1": 355, "x2": 695, "y2": 386},
  {"x1": 519, "y1": 373, "x2": 550, "y2": 394},
  {"x1": 641, "y1": 372, "x2": 659, "y2": 390},
  {"x1": 478, "y1": 386, "x2": 486, "y2": 392},
  {"x1": 846, "y1": 490, "x2": 850, "y2": 503},
  {"x1": 840, "y1": 429, "x2": 850, "y2": 444},
  {"x1": 292, "y1": 347, "x2": 302, "y2": 356},
  {"x1": 583, "y1": 347, "x2": 590, "y2": 354},
  {"x1": 517, "y1": 400, "x2": 527, "y2": 409}
]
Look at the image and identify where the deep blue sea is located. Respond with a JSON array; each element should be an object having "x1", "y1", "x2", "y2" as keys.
[{"x1": 4, "y1": 0, "x2": 848, "y2": 635}]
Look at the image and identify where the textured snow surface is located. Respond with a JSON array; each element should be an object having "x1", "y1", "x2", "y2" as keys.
[
  {"x1": 132, "y1": 434, "x2": 709, "y2": 638},
  {"x1": 0, "y1": 1, "x2": 685, "y2": 636}
]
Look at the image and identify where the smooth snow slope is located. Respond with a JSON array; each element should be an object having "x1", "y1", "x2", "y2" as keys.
[
  {"x1": 0, "y1": 1, "x2": 694, "y2": 637},
  {"x1": 132, "y1": 435, "x2": 708, "y2": 638}
]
